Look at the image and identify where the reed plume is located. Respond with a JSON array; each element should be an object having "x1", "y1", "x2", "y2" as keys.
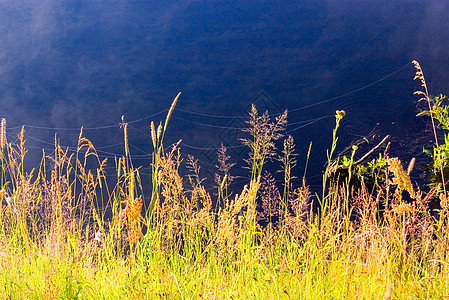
[
  {"x1": 216, "y1": 177, "x2": 260, "y2": 249},
  {"x1": 413, "y1": 60, "x2": 446, "y2": 194}
]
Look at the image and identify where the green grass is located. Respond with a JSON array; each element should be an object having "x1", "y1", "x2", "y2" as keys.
[{"x1": 1, "y1": 62, "x2": 449, "y2": 299}]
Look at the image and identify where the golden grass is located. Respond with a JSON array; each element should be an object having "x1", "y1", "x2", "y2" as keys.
[{"x1": 0, "y1": 65, "x2": 448, "y2": 298}]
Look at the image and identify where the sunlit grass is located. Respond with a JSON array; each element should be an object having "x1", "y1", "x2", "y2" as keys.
[{"x1": 0, "y1": 63, "x2": 449, "y2": 299}]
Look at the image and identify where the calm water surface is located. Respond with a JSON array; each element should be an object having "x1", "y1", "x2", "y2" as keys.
[{"x1": 0, "y1": 1, "x2": 448, "y2": 194}]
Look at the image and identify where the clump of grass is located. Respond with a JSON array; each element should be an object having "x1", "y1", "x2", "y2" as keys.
[{"x1": 1, "y1": 65, "x2": 449, "y2": 298}]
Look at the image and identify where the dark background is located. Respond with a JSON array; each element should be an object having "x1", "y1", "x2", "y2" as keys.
[{"x1": 1, "y1": 1, "x2": 448, "y2": 195}]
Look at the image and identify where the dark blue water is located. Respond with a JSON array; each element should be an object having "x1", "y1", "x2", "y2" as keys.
[{"x1": 1, "y1": 1, "x2": 448, "y2": 194}]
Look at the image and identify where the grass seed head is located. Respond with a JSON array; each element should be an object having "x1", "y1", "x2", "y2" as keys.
[
  {"x1": 0, "y1": 118, "x2": 6, "y2": 149},
  {"x1": 440, "y1": 192, "x2": 449, "y2": 211},
  {"x1": 392, "y1": 202, "x2": 413, "y2": 215},
  {"x1": 388, "y1": 157, "x2": 416, "y2": 199},
  {"x1": 150, "y1": 121, "x2": 157, "y2": 148}
]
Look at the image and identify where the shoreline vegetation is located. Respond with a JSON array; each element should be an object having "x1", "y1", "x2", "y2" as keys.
[{"x1": 1, "y1": 61, "x2": 449, "y2": 299}]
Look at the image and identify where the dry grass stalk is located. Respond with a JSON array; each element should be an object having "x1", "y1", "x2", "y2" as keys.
[
  {"x1": 124, "y1": 195, "x2": 143, "y2": 247},
  {"x1": 188, "y1": 185, "x2": 213, "y2": 230},
  {"x1": 216, "y1": 177, "x2": 260, "y2": 249},
  {"x1": 43, "y1": 265, "x2": 59, "y2": 300},
  {"x1": 164, "y1": 92, "x2": 181, "y2": 133},
  {"x1": 258, "y1": 171, "x2": 280, "y2": 223},
  {"x1": 215, "y1": 144, "x2": 235, "y2": 205},
  {"x1": 440, "y1": 192, "x2": 449, "y2": 211},
  {"x1": 291, "y1": 184, "x2": 310, "y2": 219},
  {"x1": 159, "y1": 143, "x2": 185, "y2": 216},
  {"x1": 0, "y1": 118, "x2": 6, "y2": 150},
  {"x1": 413, "y1": 60, "x2": 446, "y2": 195},
  {"x1": 150, "y1": 142, "x2": 187, "y2": 251},
  {"x1": 388, "y1": 157, "x2": 418, "y2": 199},
  {"x1": 352, "y1": 177, "x2": 378, "y2": 228},
  {"x1": 241, "y1": 105, "x2": 287, "y2": 181}
]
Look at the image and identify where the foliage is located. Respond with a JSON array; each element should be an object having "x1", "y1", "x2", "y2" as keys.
[
  {"x1": 418, "y1": 94, "x2": 449, "y2": 184},
  {"x1": 413, "y1": 60, "x2": 447, "y2": 193},
  {"x1": 0, "y1": 67, "x2": 449, "y2": 298}
]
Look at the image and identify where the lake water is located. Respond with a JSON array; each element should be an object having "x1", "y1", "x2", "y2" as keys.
[{"x1": 0, "y1": 1, "x2": 448, "y2": 195}]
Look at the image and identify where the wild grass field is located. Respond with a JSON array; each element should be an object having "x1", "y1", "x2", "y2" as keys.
[{"x1": 0, "y1": 61, "x2": 449, "y2": 299}]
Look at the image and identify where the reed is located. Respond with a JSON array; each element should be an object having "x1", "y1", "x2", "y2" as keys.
[{"x1": 413, "y1": 60, "x2": 447, "y2": 195}]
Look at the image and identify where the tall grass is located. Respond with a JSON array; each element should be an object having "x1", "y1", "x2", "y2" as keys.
[{"x1": 0, "y1": 63, "x2": 449, "y2": 299}]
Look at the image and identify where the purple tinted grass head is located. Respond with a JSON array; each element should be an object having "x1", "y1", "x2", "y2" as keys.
[{"x1": 258, "y1": 171, "x2": 280, "y2": 223}]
